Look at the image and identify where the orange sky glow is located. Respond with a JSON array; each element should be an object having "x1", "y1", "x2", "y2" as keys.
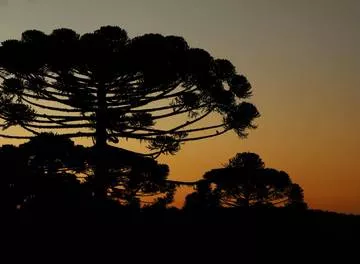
[{"x1": 0, "y1": 0, "x2": 359, "y2": 214}]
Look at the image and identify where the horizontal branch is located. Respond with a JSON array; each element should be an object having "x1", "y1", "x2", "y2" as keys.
[
  {"x1": 52, "y1": 132, "x2": 95, "y2": 138},
  {"x1": 21, "y1": 73, "x2": 95, "y2": 97},
  {"x1": 123, "y1": 81, "x2": 183, "y2": 110},
  {"x1": 177, "y1": 124, "x2": 224, "y2": 134},
  {"x1": 0, "y1": 134, "x2": 32, "y2": 139},
  {"x1": 122, "y1": 123, "x2": 224, "y2": 137},
  {"x1": 21, "y1": 97, "x2": 88, "y2": 113},
  {"x1": 152, "y1": 104, "x2": 207, "y2": 120},
  {"x1": 33, "y1": 113, "x2": 91, "y2": 121},
  {"x1": 180, "y1": 128, "x2": 230, "y2": 142},
  {"x1": 32, "y1": 118, "x2": 89, "y2": 124},
  {"x1": 143, "y1": 85, "x2": 197, "y2": 101},
  {"x1": 128, "y1": 104, "x2": 182, "y2": 113},
  {"x1": 23, "y1": 123, "x2": 93, "y2": 129},
  {"x1": 168, "y1": 108, "x2": 213, "y2": 132}
]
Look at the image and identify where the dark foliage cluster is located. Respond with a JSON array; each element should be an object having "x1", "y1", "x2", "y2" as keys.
[
  {"x1": 0, "y1": 133, "x2": 176, "y2": 214},
  {"x1": 184, "y1": 152, "x2": 307, "y2": 211}
]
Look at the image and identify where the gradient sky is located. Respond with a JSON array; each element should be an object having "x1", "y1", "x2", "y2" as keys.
[{"x1": 0, "y1": 0, "x2": 359, "y2": 213}]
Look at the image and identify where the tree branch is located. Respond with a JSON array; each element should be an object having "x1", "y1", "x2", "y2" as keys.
[
  {"x1": 0, "y1": 134, "x2": 32, "y2": 139},
  {"x1": 179, "y1": 128, "x2": 230, "y2": 142},
  {"x1": 151, "y1": 104, "x2": 207, "y2": 120},
  {"x1": 23, "y1": 122, "x2": 93, "y2": 129},
  {"x1": 21, "y1": 97, "x2": 87, "y2": 113}
]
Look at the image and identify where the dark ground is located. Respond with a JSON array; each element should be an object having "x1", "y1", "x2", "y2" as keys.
[{"x1": 1, "y1": 207, "x2": 359, "y2": 263}]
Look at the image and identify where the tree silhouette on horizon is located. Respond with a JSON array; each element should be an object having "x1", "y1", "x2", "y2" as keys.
[
  {"x1": 184, "y1": 152, "x2": 307, "y2": 209},
  {"x1": 0, "y1": 26, "x2": 259, "y2": 197},
  {"x1": 0, "y1": 133, "x2": 176, "y2": 211},
  {"x1": 0, "y1": 136, "x2": 87, "y2": 212}
]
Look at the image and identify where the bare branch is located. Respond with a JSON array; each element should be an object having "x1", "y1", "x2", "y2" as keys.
[
  {"x1": 22, "y1": 122, "x2": 93, "y2": 129},
  {"x1": 0, "y1": 134, "x2": 32, "y2": 139},
  {"x1": 21, "y1": 97, "x2": 87, "y2": 113},
  {"x1": 180, "y1": 129, "x2": 230, "y2": 142},
  {"x1": 152, "y1": 104, "x2": 208, "y2": 120}
]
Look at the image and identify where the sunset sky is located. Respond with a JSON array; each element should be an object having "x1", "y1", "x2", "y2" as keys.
[{"x1": 0, "y1": 0, "x2": 359, "y2": 214}]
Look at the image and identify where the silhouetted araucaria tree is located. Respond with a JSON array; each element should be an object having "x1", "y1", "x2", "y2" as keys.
[
  {"x1": 185, "y1": 152, "x2": 307, "y2": 208},
  {"x1": 0, "y1": 26, "x2": 260, "y2": 197}
]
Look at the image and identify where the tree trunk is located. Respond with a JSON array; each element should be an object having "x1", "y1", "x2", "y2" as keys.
[{"x1": 94, "y1": 84, "x2": 108, "y2": 199}]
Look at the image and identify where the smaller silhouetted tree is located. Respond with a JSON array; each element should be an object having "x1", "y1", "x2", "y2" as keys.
[
  {"x1": 20, "y1": 133, "x2": 87, "y2": 176},
  {"x1": 0, "y1": 133, "x2": 176, "y2": 212},
  {"x1": 285, "y1": 183, "x2": 308, "y2": 209},
  {"x1": 185, "y1": 152, "x2": 307, "y2": 209},
  {"x1": 0, "y1": 136, "x2": 88, "y2": 213}
]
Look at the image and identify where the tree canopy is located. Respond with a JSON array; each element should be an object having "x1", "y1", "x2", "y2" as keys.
[
  {"x1": 0, "y1": 135, "x2": 86, "y2": 212},
  {"x1": 184, "y1": 152, "x2": 307, "y2": 209},
  {"x1": 0, "y1": 26, "x2": 259, "y2": 157},
  {"x1": 0, "y1": 133, "x2": 175, "y2": 212}
]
